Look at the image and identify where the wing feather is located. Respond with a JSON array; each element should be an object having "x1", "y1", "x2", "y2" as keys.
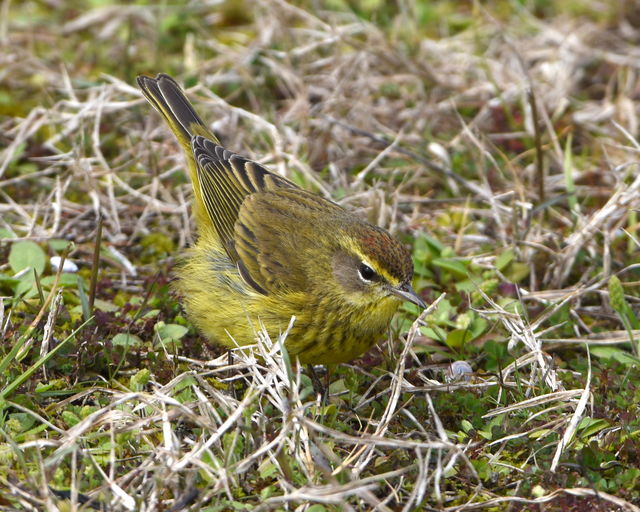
[
  {"x1": 233, "y1": 189, "x2": 346, "y2": 294},
  {"x1": 191, "y1": 135, "x2": 348, "y2": 295},
  {"x1": 192, "y1": 135, "x2": 296, "y2": 261}
]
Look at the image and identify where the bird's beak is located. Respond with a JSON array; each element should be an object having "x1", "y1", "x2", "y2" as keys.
[{"x1": 389, "y1": 282, "x2": 426, "y2": 309}]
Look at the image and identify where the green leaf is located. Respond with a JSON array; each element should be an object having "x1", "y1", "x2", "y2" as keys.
[
  {"x1": 590, "y1": 346, "x2": 640, "y2": 365},
  {"x1": 577, "y1": 418, "x2": 609, "y2": 439},
  {"x1": 130, "y1": 369, "x2": 151, "y2": 390},
  {"x1": 0, "y1": 274, "x2": 20, "y2": 288},
  {"x1": 9, "y1": 241, "x2": 46, "y2": 276},
  {"x1": 306, "y1": 506, "x2": 329, "y2": 512},
  {"x1": 446, "y1": 328, "x2": 473, "y2": 349},
  {"x1": 432, "y1": 257, "x2": 469, "y2": 278},
  {"x1": 461, "y1": 419, "x2": 474, "y2": 433},
  {"x1": 495, "y1": 249, "x2": 514, "y2": 271},
  {"x1": 528, "y1": 429, "x2": 551, "y2": 440},
  {"x1": 420, "y1": 325, "x2": 447, "y2": 343},
  {"x1": 112, "y1": 333, "x2": 143, "y2": 347},
  {"x1": 93, "y1": 299, "x2": 119, "y2": 312},
  {"x1": 454, "y1": 278, "x2": 477, "y2": 293},
  {"x1": 470, "y1": 317, "x2": 488, "y2": 339},
  {"x1": 155, "y1": 323, "x2": 188, "y2": 341},
  {"x1": 154, "y1": 322, "x2": 188, "y2": 348},
  {"x1": 48, "y1": 239, "x2": 72, "y2": 252},
  {"x1": 35, "y1": 378, "x2": 67, "y2": 393},
  {"x1": 9, "y1": 412, "x2": 36, "y2": 432},
  {"x1": 328, "y1": 379, "x2": 348, "y2": 394},
  {"x1": 61, "y1": 410, "x2": 81, "y2": 427},
  {"x1": 608, "y1": 275, "x2": 626, "y2": 313},
  {"x1": 414, "y1": 234, "x2": 443, "y2": 260},
  {"x1": 258, "y1": 459, "x2": 277, "y2": 479},
  {"x1": 505, "y1": 262, "x2": 530, "y2": 283},
  {"x1": 14, "y1": 272, "x2": 37, "y2": 298},
  {"x1": 40, "y1": 274, "x2": 79, "y2": 288}
]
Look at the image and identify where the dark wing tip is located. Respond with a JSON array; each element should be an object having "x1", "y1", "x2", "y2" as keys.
[
  {"x1": 136, "y1": 73, "x2": 178, "y2": 85},
  {"x1": 136, "y1": 74, "x2": 158, "y2": 94}
]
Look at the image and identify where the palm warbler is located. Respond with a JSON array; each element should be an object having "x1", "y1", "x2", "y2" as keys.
[{"x1": 137, "y1": 73, "x2": 425, "y2": 364}]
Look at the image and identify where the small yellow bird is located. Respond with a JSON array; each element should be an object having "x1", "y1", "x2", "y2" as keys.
[{"x1": 137, "y1": 73, "x2": 425, "y2": 364}]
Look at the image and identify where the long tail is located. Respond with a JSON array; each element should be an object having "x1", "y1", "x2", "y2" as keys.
[
  {"x1": 137, "y1": 73, "x2": 219, "y2": 147},
  {"x1": 137, "y1": 73, "x2": 218, "y2": 225}
]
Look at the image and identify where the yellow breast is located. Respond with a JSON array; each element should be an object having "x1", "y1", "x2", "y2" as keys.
[{"x1": 175, "y1": 234, "x2": 399, "y2": 365}]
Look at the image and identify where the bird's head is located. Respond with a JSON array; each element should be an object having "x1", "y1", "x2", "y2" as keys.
[{"x1": 330, "y1": 224, "x2": 426, "y2": 311}]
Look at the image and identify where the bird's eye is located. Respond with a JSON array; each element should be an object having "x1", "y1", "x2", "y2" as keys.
[{"x1": 358, "y1": 262, "x2": 376, "y2": 282}]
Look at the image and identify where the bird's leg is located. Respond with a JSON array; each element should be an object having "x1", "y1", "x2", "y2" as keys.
[
  {"x1": 324, "y1": 364, "x2": 334, "y2": 393},
  {"x1": 307, "y1": 364, "x2": 328, "y2": 403}
]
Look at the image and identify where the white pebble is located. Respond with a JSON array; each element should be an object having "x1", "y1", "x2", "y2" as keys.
[{"x1": 50, "y1": 256, "x2": 78, "y2": 273}]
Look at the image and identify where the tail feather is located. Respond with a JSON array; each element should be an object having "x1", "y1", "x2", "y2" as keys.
[
  {"x1": 137, "y1": 73, "x2": 218, "y2": 227},
  {"x1": 136, "y1": 73, "x2": 219, "y2": 147}
]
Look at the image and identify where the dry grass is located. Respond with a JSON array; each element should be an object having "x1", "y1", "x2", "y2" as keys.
[{"x1": 1, "y1": 1, "x2": 640, "y2": 510}]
